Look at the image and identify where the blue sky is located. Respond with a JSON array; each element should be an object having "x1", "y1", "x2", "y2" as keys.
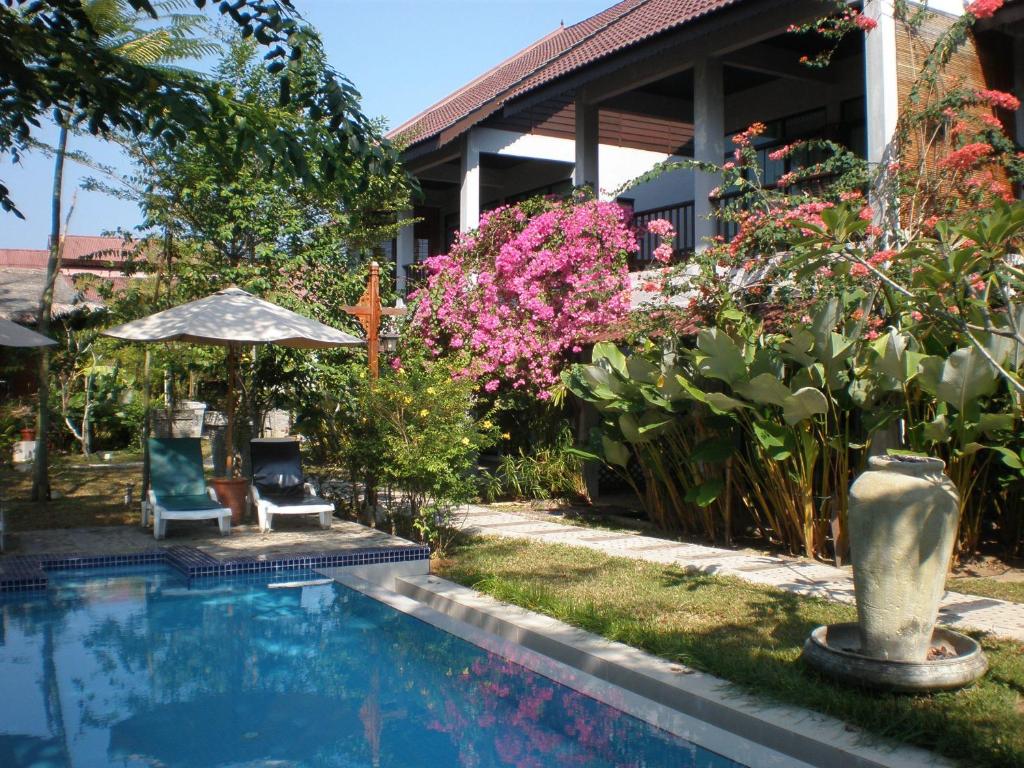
[{"x1": 2, "y1": 0, "x2": 611, "y2": 249}]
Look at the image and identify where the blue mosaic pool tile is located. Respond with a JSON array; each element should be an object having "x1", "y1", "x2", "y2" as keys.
[{"x1": 0, "y1": 539, "x2": 430, "y2": 592}]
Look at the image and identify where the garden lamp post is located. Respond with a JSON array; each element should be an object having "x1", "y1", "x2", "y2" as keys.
[{"x1": 341, "y1": 261, "x2": 406, "y2": 379}]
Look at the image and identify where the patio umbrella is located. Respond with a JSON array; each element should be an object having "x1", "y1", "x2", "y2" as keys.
[
  {"x1": 0, "y1": 318, "x2": 57, "y2": 347},
  {"x1": 103, "y1": 287, "x2": 363, "y2": 477}
]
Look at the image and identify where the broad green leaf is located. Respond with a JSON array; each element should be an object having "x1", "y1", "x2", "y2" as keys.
[
  {"x1": 685, "y1": 478, "x2": 724, "y2": 508},
  {"x1": 752, "y1": 420, "x2": 794, "y2": 460},
  {"x1": 626, "y1": 356, "x2": 660, "y2": 384},
  {"x1": 991, "y1": 446, "x2": 1024, "y2": 471},
  {"x1": 917, "y1": 347, "x2": 999, "y2": 411},
  {"x1": 782, "y1": 387, "x2": 829, "y2": 425},
  {"x1": 618, "y1": 413, "x2": 643, "y2": 444},
  {"x1": 922, "y1": 414, "x2": 950, "y2": 442},
  {"x1": 601, "y1": 436, "x2": 631, "y2": 467},
  {"x1": 695, "y1": 329, "x2": 747, "y2": 385},
  {"x1": 593, "y1": 342, "x2": 628, "y2": 379},
  {"x1": 704, "y1": 392, "x2": 749, "y2": 413},
  {"x1": 735, "y1": 373, "x2": 790, "y2": 407},
  {"x1": 978, "y1": 412, "x2": 1016, "y2": 437}
]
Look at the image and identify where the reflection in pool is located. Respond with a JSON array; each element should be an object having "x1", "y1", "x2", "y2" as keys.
[{"x1": 0, "y1": 566, "x2": 743, "y2": 767}]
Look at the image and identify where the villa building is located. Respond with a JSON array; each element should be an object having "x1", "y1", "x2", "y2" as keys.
[{"x1": 387, "y1": 0, "x2": 1024, "y2": 292}]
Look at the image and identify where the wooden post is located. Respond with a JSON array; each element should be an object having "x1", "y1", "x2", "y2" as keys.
[
  {"x1": 224, "y1": 344, "x2": 238, "y2": 476},
  {"x1": 341, "y1": 261, "x2": 405, "y2": 380}
]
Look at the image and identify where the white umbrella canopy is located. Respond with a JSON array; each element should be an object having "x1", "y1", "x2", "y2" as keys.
[
  {"x1": 103, "y1": 287, "x2": 364, "y2": 348},
  {"x1": 103, "y1": 286, "x2": 365, "y2": 480},
  {"x1": 0, "y1": 318, "x2": 57, "y2": 347}
]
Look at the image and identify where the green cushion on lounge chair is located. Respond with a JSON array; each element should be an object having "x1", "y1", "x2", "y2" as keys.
[
  {"x1": 154, "y1": 493, "x2": 222, "y2": 512},
  {"x1": 149, "y1": 438, "x2": 208, "y2": 498}
]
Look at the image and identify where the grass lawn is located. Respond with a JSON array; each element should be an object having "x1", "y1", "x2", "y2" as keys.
[
  {"x1": 947, "y1": 577, "x2": 1024, "y2": 605},
  {"x1": 437, "y1": 536, "x2": 1024, "y2": 768},
  {"x1": 1, "y1": 459, "x2": 142, "y2": 531}
]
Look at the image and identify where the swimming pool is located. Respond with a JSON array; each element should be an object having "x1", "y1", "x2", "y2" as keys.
[{"x1": 0, "y1": 565, "x2": 743, "y2": 767}]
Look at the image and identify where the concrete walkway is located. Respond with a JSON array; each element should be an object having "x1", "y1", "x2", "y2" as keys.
[{"x1": 461, "y1": 505, "x2": 1024, "y2": 643}]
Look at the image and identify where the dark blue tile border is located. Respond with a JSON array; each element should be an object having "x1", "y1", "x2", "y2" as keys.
[{"x1": 0, "y1": 542, "x2": 430, "y2": 593}]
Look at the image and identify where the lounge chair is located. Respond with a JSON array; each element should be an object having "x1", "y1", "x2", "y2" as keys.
[
  {"x1": 250, "y1": 438, "x2": 334, "y2": 532},
  {"x1": 148, "y1": 437, "x2": 231, "y2": 540}
]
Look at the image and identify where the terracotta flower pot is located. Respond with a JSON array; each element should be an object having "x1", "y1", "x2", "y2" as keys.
[
  {"x1": 210, "y1": 477, "x2": 250, "y2": 525},
  {"x1": 19, "y1": 427, "x2": 35, "y2": 442},
  {"x1": 848, "y1": 455, "x2": 960, "y2": 662}
]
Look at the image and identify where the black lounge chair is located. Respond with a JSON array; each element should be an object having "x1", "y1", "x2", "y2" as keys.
[{"x1": 249, "y1": 439, "x2": 334, "y2": 532}]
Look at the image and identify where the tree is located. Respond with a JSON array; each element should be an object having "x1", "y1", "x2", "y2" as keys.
[{"x1": 32, "y1": 0, "x2": 216, "y2": 496}]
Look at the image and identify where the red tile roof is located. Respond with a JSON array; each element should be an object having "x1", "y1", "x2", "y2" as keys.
[
  {"x1": 0, "y1": 235, "x2": 134, "y2": 268},
  {"x1": 389, "y1": 0, "x2": 738, "y2": 148}
]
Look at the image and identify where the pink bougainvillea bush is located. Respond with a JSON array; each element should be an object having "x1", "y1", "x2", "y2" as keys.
[{"x1": 411, "y1": 196, "x2": 636, "y2": 397}]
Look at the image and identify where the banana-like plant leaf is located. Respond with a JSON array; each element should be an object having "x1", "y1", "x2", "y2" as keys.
[
  {"x1": 991, "y1": 445, "x2": 1024, "y2": 471},
  {"x1": 752, "y1": 420, "x2": 794, "y2": 460},
  {"x1": 917, "y1": 347, "x2": 999, "y2": 411},
  {"x1": 735, "y1": 373, "x2": 790, "y2": 407},
  {"x1": 618, "y1": 413, "x2": 643, "y2": 443},
  {"x1": 782, "y1": 387, "x2": 829, "y2": 425},
  {"x1": 979, "y1": 412, "x2": 1016, "y2": 437},
  {"x1": 626, "y1": 356, "x2": 660, "y2": 384},
  {"x1": 781, "y1": 327, "x2": 816, "y2": 367},
  {"x1": 593, "y1": 342, "x2": 629, "y2": 379},
  {"x1": 695, "y1": 329, "x2": 747, "y2": 385},
  {"x1": 685, "y1": 478, "x2": 724, "y2": 507},
  {"x1": 704, "y1": 392, "x2": 749, "y2": 413},
  {"x1": 601, "y1": 436, "x2": 631, "y2": 467},
  {"x1": 922, "y1": 414, "x2": 950, "y2": 442}
]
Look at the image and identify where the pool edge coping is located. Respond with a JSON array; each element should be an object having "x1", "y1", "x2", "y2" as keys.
[{"x1": 330, "y1": 570, "x2": 953, "y2": 768}]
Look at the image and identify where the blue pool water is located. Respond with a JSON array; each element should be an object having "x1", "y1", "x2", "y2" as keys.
[{"x1": 0, "y1": 566, "x2": 743, "y2": 767}]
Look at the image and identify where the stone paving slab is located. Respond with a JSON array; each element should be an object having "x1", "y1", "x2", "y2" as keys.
[{"x1": 461, "y1": 504, "x2": 1024, "y2": 642}]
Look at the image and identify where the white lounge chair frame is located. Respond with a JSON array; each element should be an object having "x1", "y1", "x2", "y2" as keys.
[
  {"x1": 251, "y1": 483, "x2": 333, "y2": 533},
  {"x1": 148, "y1": 487, "x2": 231, "y2": 540}
]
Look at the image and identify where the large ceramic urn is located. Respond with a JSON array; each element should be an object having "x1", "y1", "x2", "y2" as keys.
[{"x1": 848, "y1": 455, "x2": 960, "y2": 662}]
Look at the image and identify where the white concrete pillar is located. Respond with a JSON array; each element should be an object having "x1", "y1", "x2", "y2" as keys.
[
  {"x1": 864, "y1": 1, "x2": 900, "y2": 169},
  {"x1": 573, "y1": 91, "x2": 599, "y2": 191},
  {"x1": 395, "y1": 209, "x2": 414, "y2": 294},
  {"x1": 459, "y1": 131, "x2": 481, "y2": 232},
  {"x1": 693, "y1": 57, "x2": 724, "y2": 252}
]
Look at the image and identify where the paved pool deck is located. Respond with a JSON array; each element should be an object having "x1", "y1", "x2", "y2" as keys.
[
  {"x1": 461, "y1": 505, "x2": 1024, "y2": 643},
  {"x1": 0, "y1": 518, "x2": 428, "y2": 592}
]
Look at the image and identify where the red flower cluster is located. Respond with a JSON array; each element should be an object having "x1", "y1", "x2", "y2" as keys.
[
  {"x1": 976, "y1": 88, "x2": 1021, "y2": 112},
  {"x1": 966, "y1": 0, "x2": 1004, "y2": 19},
  {"x1": 939, "y1": 142, "x2": 994, "y2": 171}
]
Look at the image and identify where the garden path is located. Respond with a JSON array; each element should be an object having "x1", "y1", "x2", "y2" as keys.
[{"x1": 460, "y1": 505, "x2": 1024, "y2": 642}]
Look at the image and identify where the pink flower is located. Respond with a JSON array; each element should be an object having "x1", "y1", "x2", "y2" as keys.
[
  {"x1": 850, "y1": 263, "x2": 870, "y2": 277},
  {"x1": 966, "y1": 0, "x2": 1004, "y2": 19},
  {"x1": 976, "y1": 88, "x2": 1020, "y2": 111},
  {"x1": 645, "y1": 218, "x2": 675, "y2": 238},
  {"x1": 939, "y1": 142, "x2": 994, "y2": 171},
  {"x1": 854, "y1": 13, "x2": 878, "y2": 31},
  {"x1": 389, "y1": 357, "x2": 402, "y2": 370},
  {"x1": 653, "y1": 243, "x2": 674, "y2": 263}
]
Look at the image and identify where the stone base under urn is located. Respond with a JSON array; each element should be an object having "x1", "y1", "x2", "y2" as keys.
[{"x1": 803, "y1": 623, "x2": 987, "y2": 693}]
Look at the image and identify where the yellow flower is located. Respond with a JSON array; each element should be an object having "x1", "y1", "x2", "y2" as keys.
[
  {"x1": 502, "y1": 432, "x2": 511, "y2": 440},
  {"x1": 426, "y1": 386, "x2": 436, "y2": 395},
  {"x1": 403, "y1": 396, "x2": 413, "y2": 405},
  {"x1": 461, "y1": 437, "x2": 470, "y2": 445},
  {"x1": 482, "y1": 420, "x2": 493, "y2": 429},
  {"x1": 419, "y1": 409, "x2": 429, "y2": 417}
]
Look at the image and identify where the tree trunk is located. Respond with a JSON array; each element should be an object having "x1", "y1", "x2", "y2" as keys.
[{"x1": 32, "y1": 120, "x2": 69, "y2": 501}]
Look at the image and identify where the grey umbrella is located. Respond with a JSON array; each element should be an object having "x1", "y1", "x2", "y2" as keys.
[
  {"x1": 103, "y1": 287, "x2": 363, "y2": 477},
  {"x1": 0, "y1": 318, "x2": 57, "y2": 347}
]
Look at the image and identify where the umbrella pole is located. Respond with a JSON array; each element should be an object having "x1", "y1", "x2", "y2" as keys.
[{"x1": 225, "y1": 344, "x2": 238, "y2": 478}]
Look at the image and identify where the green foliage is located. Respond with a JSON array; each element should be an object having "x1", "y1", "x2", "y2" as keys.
[
  {"x1": 1, "y1": 0, "x2": 406, "y2": 217},
  {"x1": 353, "y1": 351, "x2": 497, "y2": 555},
  {"x1": 482, "y1": 426, "x2": 587, "y2": 503}
]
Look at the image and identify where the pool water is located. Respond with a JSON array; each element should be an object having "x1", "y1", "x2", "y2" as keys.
[{"x1": 0, "y1": 566, "x2": 743, "y2": 767}]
